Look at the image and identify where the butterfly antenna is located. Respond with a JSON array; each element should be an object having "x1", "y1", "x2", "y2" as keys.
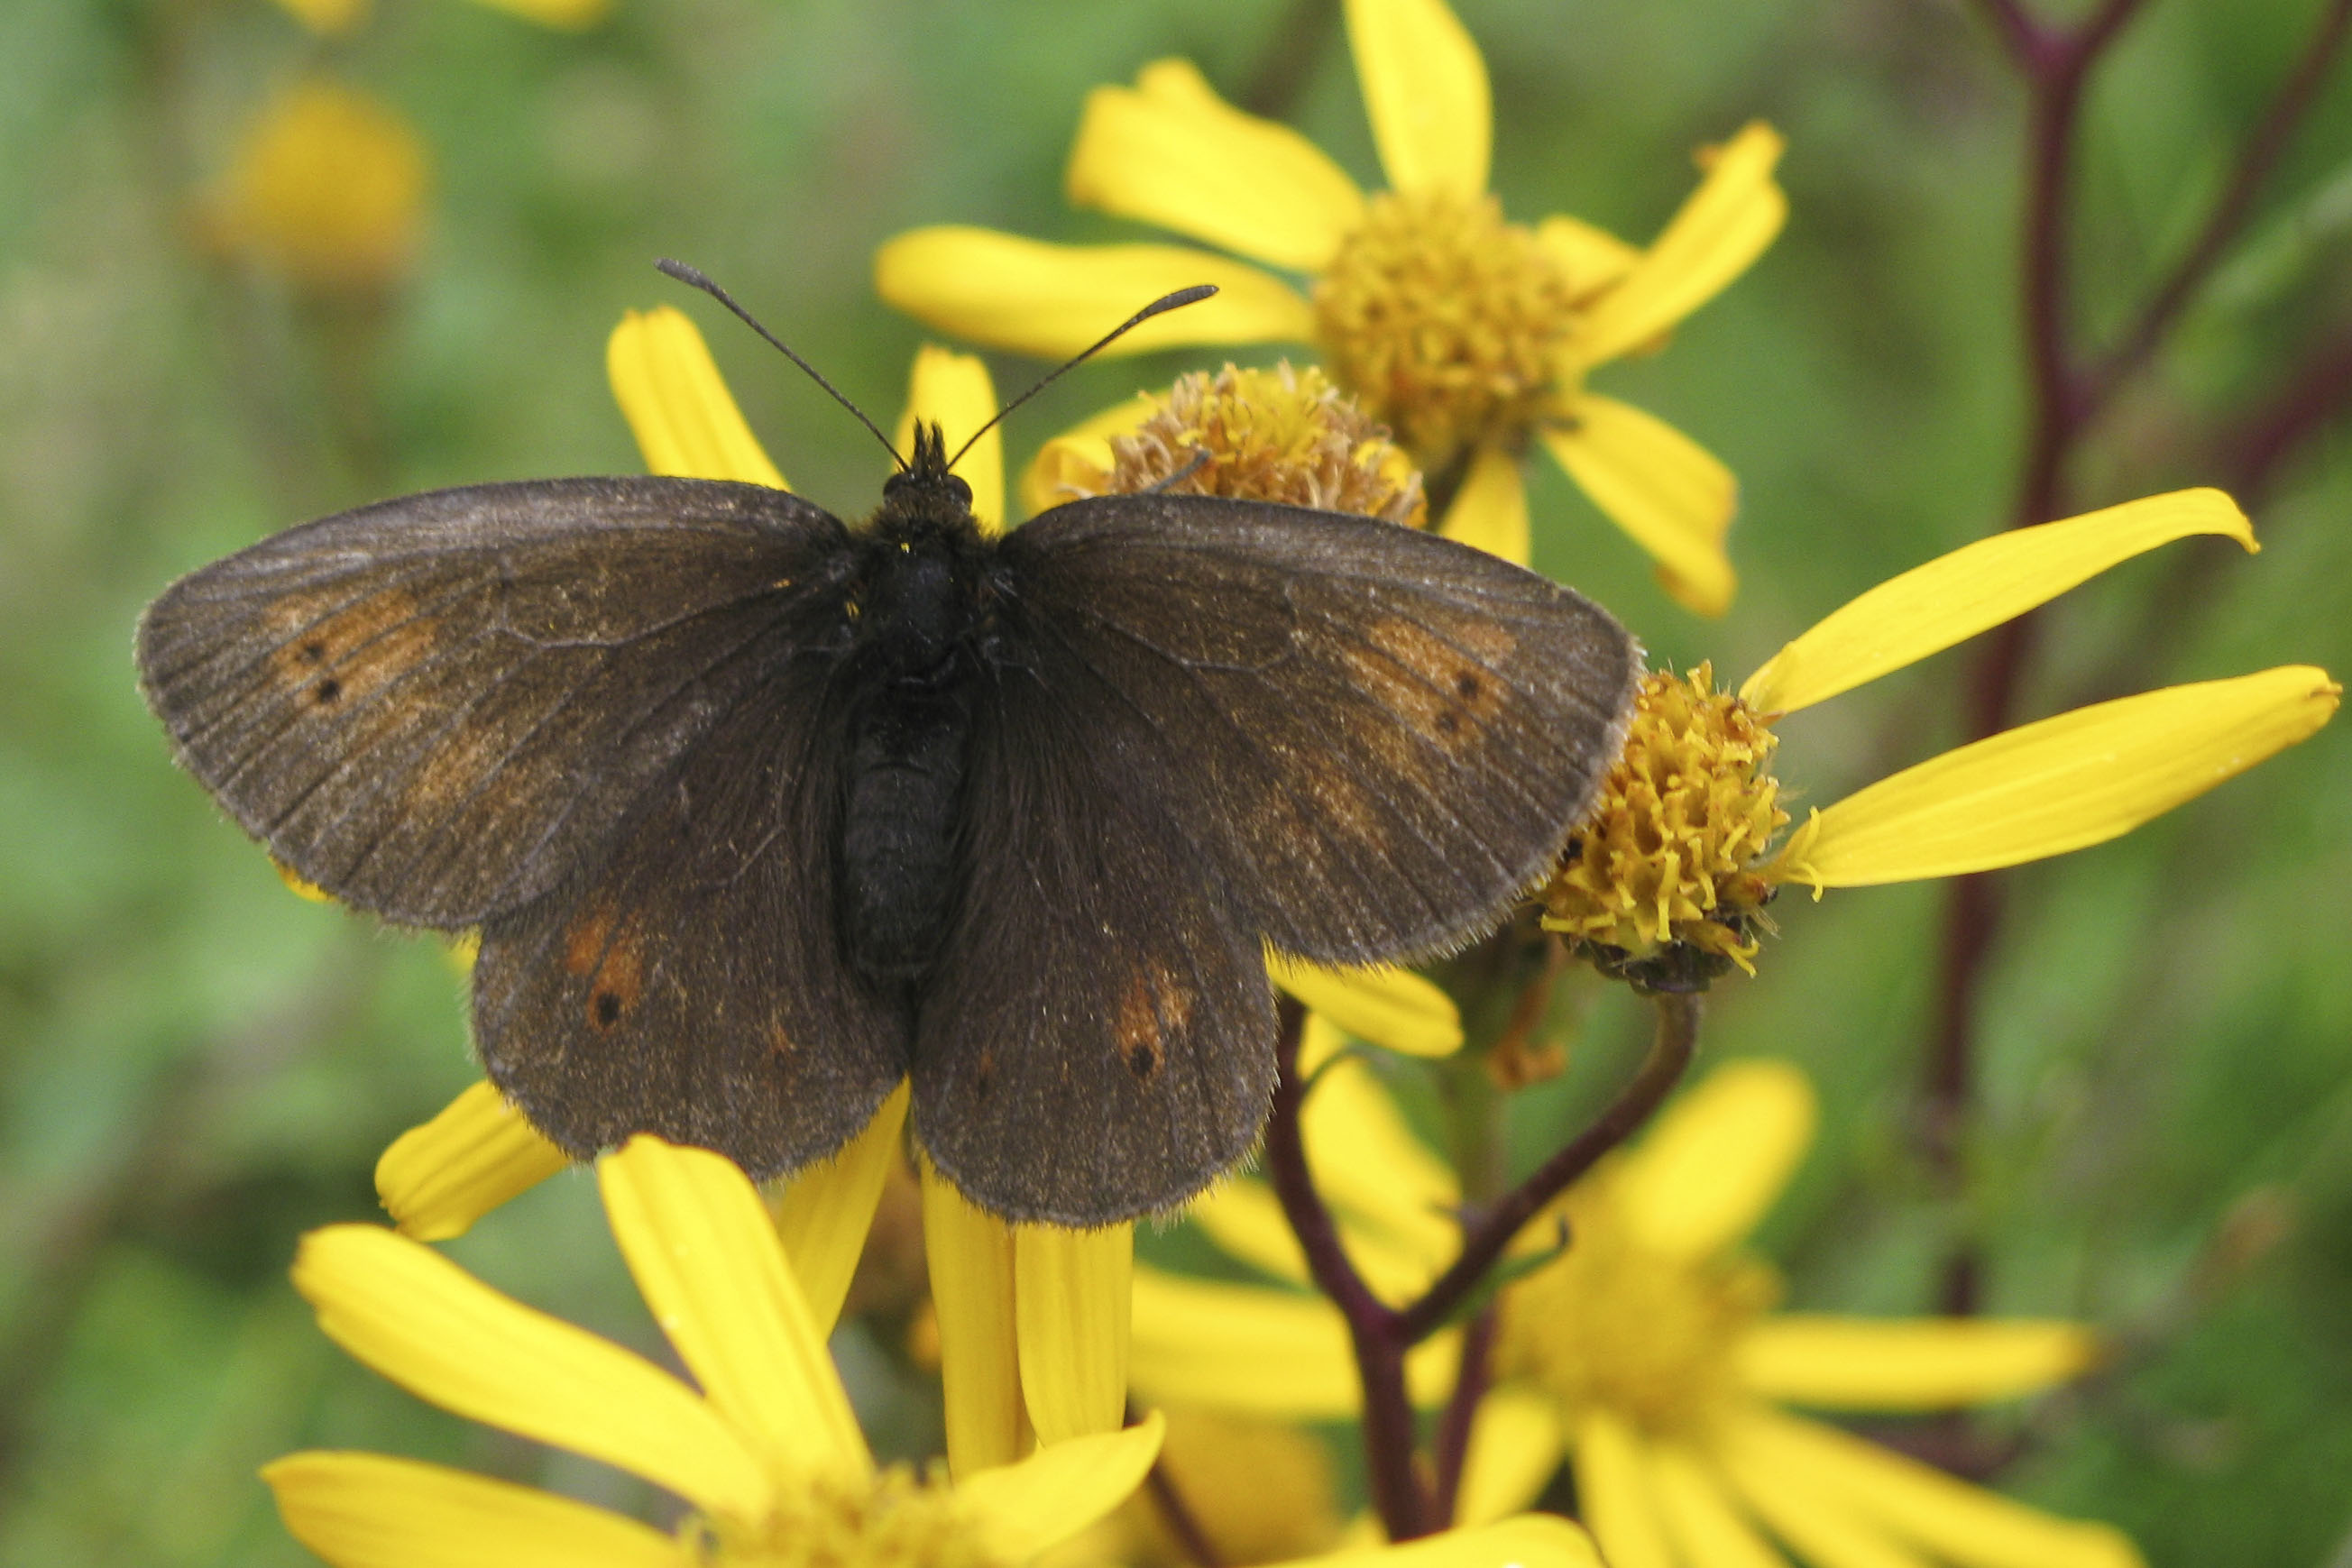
[
  {"x1": 656, "y1": 258, "x2": 907, "y2": 472},
  {"x1": 944, "y1": 284, "x2": 1217, "y2": 472}
]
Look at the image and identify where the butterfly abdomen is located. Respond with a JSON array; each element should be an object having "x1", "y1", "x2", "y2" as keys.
[{"x1": 835, "y1": 523, "x2": 988, "y2": 988}]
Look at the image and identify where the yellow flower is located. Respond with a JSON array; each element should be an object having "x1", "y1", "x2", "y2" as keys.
[
  {"x1": 876, "y1": 0, "x2": 1785, "y2": 612},
  {"x1": 266, "y1": 1135, "x2": 1162, "y2": 1567},
  {"x1": 276, "y1": 1137, "x2": 1606, "y2": 1568},
  {"x1": 374, "y1": 306, "x2": 1128, "y2": 1478},
  {"x1": 198, "y1": 78, "x2": 428, "y2": 293},
  {"x1": 269, "y1": 0, "x2": 606, "y2": 39},
  {"x1": 1131, "y1": 1059, "x2": 2145, "y2": 1568},
  {"x1": 1539, "y1": 490, "x2": 2338, "y2": 990}
]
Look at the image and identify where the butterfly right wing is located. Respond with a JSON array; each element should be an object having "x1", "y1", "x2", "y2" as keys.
[
  {"x1": 472, "y1": 662, "x2": 911, "y2": 1178},
  {"x1": 136, "y1": 477, "x2": 856, "y2": 927}
]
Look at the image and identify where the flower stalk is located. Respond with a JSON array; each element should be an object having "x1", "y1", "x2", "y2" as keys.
[{"x1": 1263, "y1": 988, "x2": 1704, "y2": 1539}]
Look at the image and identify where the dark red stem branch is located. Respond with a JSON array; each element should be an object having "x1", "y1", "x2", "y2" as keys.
[
  {"x1": 1263, "y1": 995, "x2": 1429, "y2": 1539},
  {"x1": 1397, "y1": 993, "x2": 1702, "y2": 1343},
  {"x1": 1429, "y1": 1308, "x2": 1498, "y2": 1527},
  {"x1": 2090, "y1": 0, "x2": 2352, "y2": 404}
]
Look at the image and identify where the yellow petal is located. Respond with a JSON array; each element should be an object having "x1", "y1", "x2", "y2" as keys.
[
  {"x1": 959, "y1": 1410, "x2": 1164, "y2": 1558},
  {"x1": 468, "y1": 0, "x2": 608, "y2": 27},
  {"x1": 895, "y1": 345, "x2": 1005, "y2": 531},
  {"x1": 1289, "y1": 1516, "x2": 1604, "y2": 1568},
  {"x1": 1541, "y1": 395, "x2": 1736, "y2": 616},
  {"x1": 767, "y1": 1079, "x2": 908, "y2": 1337},
  {"x1": 606, "y1": 307, "x2": 787, "y2": 489},
  {"x1": 1270, "y1": 955, "x2": 1464, "y2": 1057},
  {"x1": 269, "y1": 0, "x2": 369, "y2": 35},
  {"x1": 277, "y1": 858, "x2": 334, "y2": 903},
  {"x1": 922, "y1": 1158, "x2": 1028, "y2": 1476},
  {"x1": 1721, "y1": 1408, "x2": 2145, "y2": 1568},
  {"x1": 1015, "y1": 1223, "x2": 1134, "y2": 1444},
  {"x1": 1538, "y1": 215, "x2": 1641, "y2": 300},
  {"x1": 1127, "y1": 1271, "x2": 1460, "y2": 1416},
  {"x1": 1615, "y1": 1060, "x2": 1814, "y2": 1260},
  {"x1": 1575, "y1": 123, "x2": 1786, "y2": 368},
  {"x1": 262, "y1": 1452, "x2": 679, "y2": 1568},
  {"x1": 1022, "y1": 394, "x2": 1161, "y2": 516},
  {"x1": 291, "y1": 1225, "x2": 769, "y2": 1521},
  {"x1": 1345, "y1": 0, "x2": 1491, "y2": 198},
  {"x1": 1738, "y1": 1316, "x2": 2099, "y2": 1409},
  {"x1": 1648, "y1": 1443, "x2": 1792, "y2": 1568},
  {"x1": 1455, "y1": 1387, "x2": 1566, "y2": 1526},
  {"x1": 1301, "y1": 1057, "x2": 1462, "y2": 1291},
  {"x1": 1571, "y1": 1409, "x2": 1676, "y2": 1568},
  {"x1": 876, "y1": 230, "x2": 1314, "y2": 360},
  {"x1": 1714, "y1": 1437, "x2": 1935, "y2": 1568},
  {"x1": 1437, "y1": 445, "x2": 1531, "y2": 566},
  {"x1": 1067, "y1": 60, "x2": 1364, "y2": 271},
  {"x1": 1790, "y1": 666, "x2": 2340, "y2": 887},
  {"x1": 1189, "y1": 1178, "x2": 1312, "y2": 1286},
  {"x1": 1740, "y1": 490, "x2": 2256, "y2": 716},
  {"x1": 598, "y1": 1138, "x2": 868, "y2": 1481},
  {"x1": 375, "y1": 1082, "x2": 569, "y2": 1242}
]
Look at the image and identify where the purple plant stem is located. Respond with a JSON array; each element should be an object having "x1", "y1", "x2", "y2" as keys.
[
  {"x1": 1936, "y1": 0, "x2": 2351, "y2": 1320},
  {"x1": 1263, "y1": 995, "x2": 1430, "y2": 1540},
  {"x1": 1429, "y1": 1308, "x2": 1498, "y2": 1527},
  {"x1": 1398, "y1": 993, "x2": 1702, "y2": 1343},
  {"x1": 1263, "y1": 991, "x2": 1704, "y2": 1537}
]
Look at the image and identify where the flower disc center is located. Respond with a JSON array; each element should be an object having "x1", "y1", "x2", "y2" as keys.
[{"x1": 1312, "y1": 192, "x2": 1574, "y2": 472}]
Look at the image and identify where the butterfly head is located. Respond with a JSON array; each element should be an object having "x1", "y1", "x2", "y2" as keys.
[{"x1": 879, "y1": 421, "x2": 975, "y2": 518}]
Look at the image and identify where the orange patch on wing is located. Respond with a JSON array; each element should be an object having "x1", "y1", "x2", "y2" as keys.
[
  {"x1": 271, "y1": 586, "x2": 436, "y2": 710},
  {"x1": 1343, "y1": 615, "x2": 1516, "y2": 757},
  {"x1": 563, "y1": 903, "x2": 645, "y2": 1031},
  {"x1": 1114, "y1": 961, "x2": 1194, "y2": 1084}
]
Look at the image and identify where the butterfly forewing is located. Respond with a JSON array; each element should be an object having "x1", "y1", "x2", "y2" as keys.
[
  {"x1": 136, "y1": 478, "x2": 853, "y2": 927},
  {"x1": 473, "y1": 666, "x2": 909, "y2": 1177},
  {"x1": 995, "y1": 496, "x2": 1640, "y2": 967}
]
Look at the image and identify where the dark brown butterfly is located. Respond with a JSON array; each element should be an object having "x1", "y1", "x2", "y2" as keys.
[{"x1": 135, "y1": 281, "x2": 1639, "y2": 1225}]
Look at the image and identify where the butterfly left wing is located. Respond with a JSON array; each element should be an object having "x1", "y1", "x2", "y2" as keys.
[
  {"x1": 992, "y1": 495, "x2": 1640, "y2": 966},
  {"x1": 913, "y1": 495, "x2": 1637, "y2": 1224},
  {"x1": 910, "y1": 650, "x2": 1277, "y2": 1225}
]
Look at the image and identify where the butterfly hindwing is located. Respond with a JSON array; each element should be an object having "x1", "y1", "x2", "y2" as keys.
[
  {"x1": 135, "y1": 477, "x2": 854, "y2": 927},
  {"x1": 993, "y1": 494, "x2": 1640, "y2": 967},
  {"x1": 473, "y1": 667, "x2": 910, "y2": 1177},
  {"x1": 912, "y1": 646, "x2": 1277, "y2": 1225}
]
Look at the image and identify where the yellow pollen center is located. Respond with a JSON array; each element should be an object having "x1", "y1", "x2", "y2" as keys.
[
  {"x1": 690, "y1": 1465, "x2": 1006, "y2": 1568},
  {"x1": 1312, "y1": 191, "x2": 1575, "y2": 472},
  {"x1": 1043, "y1": 362, "x2": 1424, "y2": 526},
  {"x1": 1496, "y1": 1181, "x2": 1775, "y2": 1437},
  {"x1": 1539, "y1": 663, "x2": 1788, "y2": 992}
]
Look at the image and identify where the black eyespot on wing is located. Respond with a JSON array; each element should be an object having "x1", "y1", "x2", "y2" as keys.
[
  {"x1": 136, "y1": 477, "x2": 856, "y2": 928},
  {"x1": 994, "y1": 493, "x2": 1640, "y2": 967},
  {"x1": 474, "y1": 665, "x2": 909, "y2": 1178}
]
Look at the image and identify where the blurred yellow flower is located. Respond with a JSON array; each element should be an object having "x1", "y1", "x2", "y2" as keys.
[
  {"x1": 1540, "y1": 490, "x2": 2339, "y2": 989},
  {"x1": 269, "y1": 0, "x2": 607, "y2": 37},
  {"x1": 268, "y1": 1135, "x2": 1163, "y2": 1567},
  {"x1": 1133, "y1": 1060, "x2": 2145, "y2": 1568},
  {"x1": 877, "y1": 0, "x2": 1784, "y2": 613},
  {"x1": 198, "y1": 78, "x2": 427, "y2": 293}
]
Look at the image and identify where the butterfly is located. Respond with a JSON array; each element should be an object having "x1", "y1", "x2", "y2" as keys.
[{"x1": 135, "y1": 281, "x2": 1640, "y2": 1226}]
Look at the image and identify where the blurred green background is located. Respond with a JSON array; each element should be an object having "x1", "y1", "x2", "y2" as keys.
[{"x1": 4, "y1": 0, "x2": 2351, "y2": 1562}]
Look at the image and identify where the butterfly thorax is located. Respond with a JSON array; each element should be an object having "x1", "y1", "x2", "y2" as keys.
[{"x1": 835, "y1": 426, "x2": 996, "y2": 990}]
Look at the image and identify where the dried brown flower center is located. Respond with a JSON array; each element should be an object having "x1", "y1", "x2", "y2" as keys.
[{"x1": 1043, "y1": 362, "x2": 1424, "y2": 527}]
